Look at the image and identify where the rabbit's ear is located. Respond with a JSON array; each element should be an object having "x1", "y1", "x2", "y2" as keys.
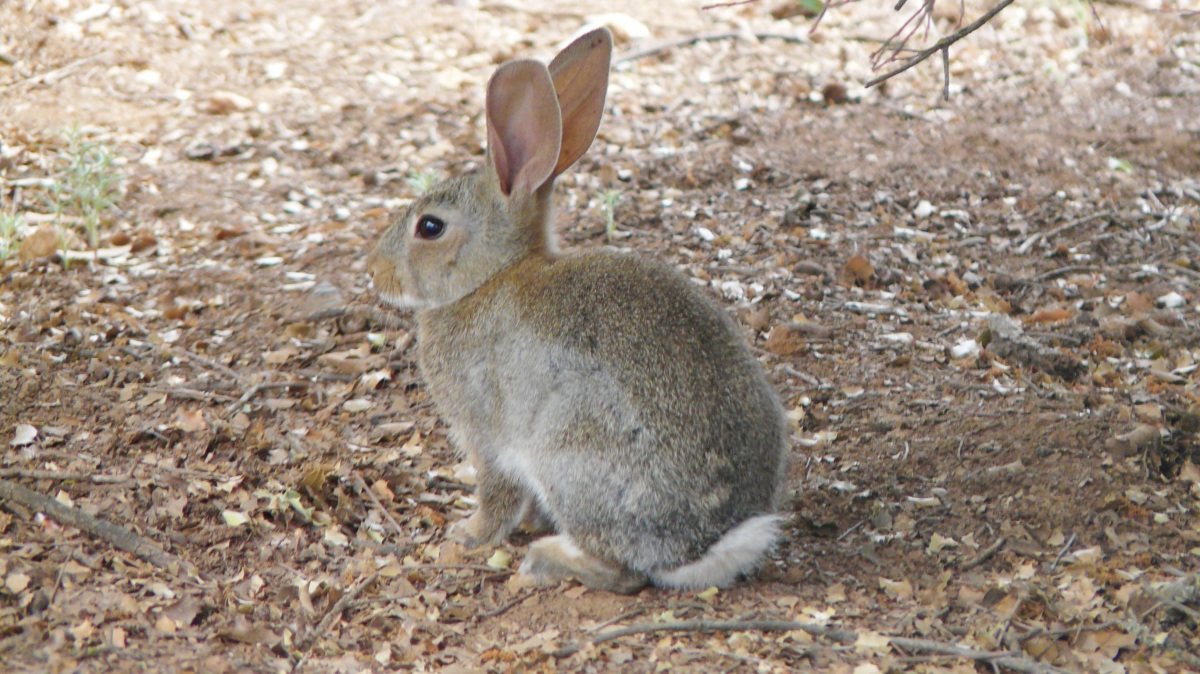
[
  {"x1": 548, "y1": 27, "x2": 613, "y2": 179},
  {"x1": 486, "y1": 60, "x2": 563, "y2": 198}
]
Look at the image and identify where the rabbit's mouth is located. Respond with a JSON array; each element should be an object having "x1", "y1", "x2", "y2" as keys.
[{"x1": 375, "y1": 291, "x2": 429, "y2": 312}]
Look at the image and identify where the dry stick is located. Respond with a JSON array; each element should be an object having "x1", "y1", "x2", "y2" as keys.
[
  {"x1": 870, "y1": 0, "x2": 938, "y2": 72},
  {"x1": 1049, "y1": 532, "x2": 1078, "y2": 571},
  {"x1": 475, "y1": 589, "x2": 538, "y2": 621},
  {"x1": 1044, "y1": 210, "x2": 1115, "y2": 239},
  {"x1": 168, "y1": 346, "x2": 246, "y2": 384},
  {"x1": 1166, "y1": 263, "x2": 1200, "y2": 282},
  {"x1": 940, "y1": 42, "x2": 950, "y2": 99},
  {"x1": 225, "y1": 380, "x2": 310, "y2": 416},
  {"x1": 1036, "y1": 265, "x2": 1099, "y2": 282},
  {"x1": 0, "y1": 468, "x2": 133, "y2": 484},
  {"x1": 1018, "y1": 210, "x2": 1115, "y2": 251},
  {"x1": 837, "y1": 518, "x2": 868, "y2": 542},
  {"x1": 550, "y1": 620, "x2": 858, "y2": 658},
  {"x1": 553, "y1": 619, "x2": 1068, "y2": 671},
  {"x1": 404, "y1": 563, "x2": 514, "y2": 574},
  {"x1": 700, "y1": 0, "x2": 762, "y2": 9},
  {"x1": 864, "y1": 0, "x2": 1017, "y2": 94},
  {"x1": 0, "y1": 478, "x2": 184, "y2": 573},
  {"x1": 962, "y1": 536, "x2": 1006, "y2": 570},
  {"x1": 615, "y1": 31, "x2": 809, "y2": 65},
  {"x1": 889, "y1": 637, "x2": 1070, "y2": 674},
  {"x1": 1, "y1": 54, "x2": 106, "y2": 91},
  {"x1": 997, "y1": 596, "x2": 1024, "y2": 649},
  {"x1": 587, "y1": 608, "x2": 648, "y2": 634},
  {"x1": 296, "y1": 572, "x2": 379, "y2": 659},
  {"x1": 147, "y1": 387, "x2": 238, "y2": 403},
  {"x1": 354, "y1": 538, "x2": 414, "y2": 558},
  {"x1": 350, "y1": 471, "x2": 405, "y2": 538}
]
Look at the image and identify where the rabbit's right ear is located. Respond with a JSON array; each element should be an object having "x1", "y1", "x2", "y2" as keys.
[
  {"x1": 548, "y1": 28, "x2": 613, "y2": 179},
  {"x1": 486, "y1": 60, "x2": 563, "y2": 198}
]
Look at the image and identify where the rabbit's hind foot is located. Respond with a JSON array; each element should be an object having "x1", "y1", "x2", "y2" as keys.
[{"x1": 518, "y1": 535, "x2": 647, "y2": 595}]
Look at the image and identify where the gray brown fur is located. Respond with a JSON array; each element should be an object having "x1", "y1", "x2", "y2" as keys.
[{"x1": 368, "y1": 28, "x2": 788, "y2": 592}]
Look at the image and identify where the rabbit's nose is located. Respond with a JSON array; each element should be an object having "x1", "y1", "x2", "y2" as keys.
[
  {"x1": 365, "y1": 248, "x2": 381, "y2": 278},
  {"x1": 366, "y1": 250, "x2": 395, "y2": 286}
]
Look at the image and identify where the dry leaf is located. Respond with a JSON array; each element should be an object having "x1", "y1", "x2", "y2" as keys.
[
  {"x1": 854, "y1": 630, "x2": 891, "y2": 653},
  {"x1": 764, "y1": 325, "x2": 806, "y2": 356},
  {"x1": 172, "y1": 409, "x2": 207, "y2": 433},
  {"x1": 205, "y1": 90, "x2": 255, "y2": 114},
  {"x1": 1026, "y1": 307, "x2": 1073, "y2": 324},
  {"x1": 18, "y1": 225, "x2": 59, "y2": 260},
  {"x1": 5, "y1": 572, "x2": 30, "y2": 594},
  {"x1": 11, "y1": 424, "x2": 37, "y2": 447},
  {"x1": 879, "y1": 577, "x2": 913, "y2": 600},
  {"x1": 842, "y1": 254, "x2": 875, "y2": 288},
  {"x1": 263, "y1": 346, "x2": 299, "y2": 365}
]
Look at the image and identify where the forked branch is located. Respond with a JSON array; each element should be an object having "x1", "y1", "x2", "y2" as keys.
[{"x1": 864, "y1": 0, "x2": 1017, "y2": 96}]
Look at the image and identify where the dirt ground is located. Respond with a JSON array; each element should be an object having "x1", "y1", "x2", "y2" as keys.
[{"x1": 2, "y1": 0, "x2": 1199, "y2": 672}]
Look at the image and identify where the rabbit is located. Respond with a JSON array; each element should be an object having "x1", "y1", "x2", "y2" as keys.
[{"x1": 367, "y1": 27, "x2": 789, "y2": 593}]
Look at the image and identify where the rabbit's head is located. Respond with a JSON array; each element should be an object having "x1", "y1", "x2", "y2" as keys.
[{"x1": 368, "y1": 28, "x2": 613, "y2": 310}]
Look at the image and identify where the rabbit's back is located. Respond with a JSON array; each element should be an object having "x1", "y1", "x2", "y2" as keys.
[{"x1": 418, "y1": 250, "x2": 788, "y2": 571}]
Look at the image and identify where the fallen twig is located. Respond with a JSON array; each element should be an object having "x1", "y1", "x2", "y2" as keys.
[
  {"x1": 1036, "y1": 265, "x2": 1100, "y2": 282},
  {"x1": 615, "y1": 31, "x2": 809, "y2": 65},
  {"x1": 225, "y1": 380, "x2": 310, "y2": 416},
  {"x1": 843, "y1": 301, "x2": 908, "y2": 317},
  {"x1": 1018, "y1": 211, "x2": 1114, "y2": 252},
  {"x1": 296, "y1": 572, "x2": 379, "y2": 656},
  {"x1": 169, "y1": 346, "x2": 247, "y2": 384},
  {"x1": 837, "y1": 518, "x2": 867, "y2": 542},
  {"x1": 0, "y1": 478, "x2": 186, "y2": 573},
  {"x1": 148, "y1": 387, "x2": 239, "y2": 403},
  {"x1": 350, "y1": 471, "x2": 405, "y2": 538},
  {"x1": 890, "y1": 637, "x2": 1070, "y2": 673},
  {"x1": 864, "y1": 0, "x2": 1017, "y2": 97},
  {"x1": 1050, "y1": 532, "x2": 1078, "y2": 571},
  {"x1": 550, "y1": 619, "x2": 857, "y2": 658},
  {"x1": 586, "y1": 608, "x2": 648, "y2": 634},
  {"x1": 549, "y1": 617, "x2": 1072, "y2": 671},
  {"x1": 2, "y1": 54, "x2": 106, "y2": 91},
  {"x1": 475, "y1": 589, "x2": 539, "y2": 621},
  {"x1": 0, "y1": 468, "x2": 133, "y2": 484},
  {"x1": 1166, "y1": 263, "x2": 1200, "y2": 282},
  {"x1": 1043, "y1": 210, "x2": 1115, "y2": 240},
  {"x1": 962, "y1": 536, "x2": 1006, "y2": 570},
  {"x1": 1145, "y1": 576, "x2": 1200, "y2": 621}
]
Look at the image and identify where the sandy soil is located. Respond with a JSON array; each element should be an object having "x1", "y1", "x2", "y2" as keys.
[{"x1": 1, "y1": 0, "x2": 1198, "y2": 672}]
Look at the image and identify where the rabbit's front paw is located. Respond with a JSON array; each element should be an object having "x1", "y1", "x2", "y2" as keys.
[
  {"x1": 518, "y1": 503, "x2": 554, "y2": 535},
  {"x1": 448, "y1": 511, "x2": 506, "y2": 549}
]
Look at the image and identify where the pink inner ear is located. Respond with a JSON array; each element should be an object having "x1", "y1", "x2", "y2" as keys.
[
  {"x1": 486, "y1": 60, "x2": 562, "y2": 199},
  {"x1": 548, "y1": 28, "x2": 612, "y2": 180},
  {"x1": 488, "y1": 123, "x2": 512, "y2": 195}
]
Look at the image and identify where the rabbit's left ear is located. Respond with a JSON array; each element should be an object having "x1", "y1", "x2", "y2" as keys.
[
  {"x1": 548, "y1": 27, "x2": 613, "y2": 180},
  {"x1": 486, "y1": 60, "x2": 563, "y2": 198}
]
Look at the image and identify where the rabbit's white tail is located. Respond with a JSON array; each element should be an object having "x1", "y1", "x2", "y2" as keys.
[{"x1": 649, "y1": 514, "x2": 783, "y2": 591}]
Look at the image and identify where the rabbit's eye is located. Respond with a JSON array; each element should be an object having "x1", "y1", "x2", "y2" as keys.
[{"x1": 415, "y1": 215, "x2": 445, "y2": 240}]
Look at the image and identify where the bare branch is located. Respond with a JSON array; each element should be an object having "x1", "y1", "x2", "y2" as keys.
[
  {"x1": 615, "y1": 31, "x2": 809, "y2": 65},
  {"x1": 549, "y1": 617, "x2": 1076, "y2": 672},
  {"x1": 700, "y1": 0, "x2": 762, "y2": 9},
  {"x1": 864, "y1": 0, "x2": 1017, "y2": 92},
  {"x1": 0, "y1": 478, "x2": 188, "y2": 573}
]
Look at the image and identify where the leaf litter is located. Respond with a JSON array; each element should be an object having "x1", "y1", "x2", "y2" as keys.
[{"x1": 1, "y1": 0, "x2": 1199, "y2": 672}]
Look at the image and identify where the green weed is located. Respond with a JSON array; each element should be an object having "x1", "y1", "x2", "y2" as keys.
[
  {"x1": 0, "y1": 208, "x2": 21, "y2": 261},
  {"x1": 53, "y1": 128, "x2": 123, "y2": 250},
  {"x1": 405, "y1": 170, "x2": 440, "y2": 194},
  {"x1": 599, "y1": 189, "x2": 622, "y2": 240}
]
